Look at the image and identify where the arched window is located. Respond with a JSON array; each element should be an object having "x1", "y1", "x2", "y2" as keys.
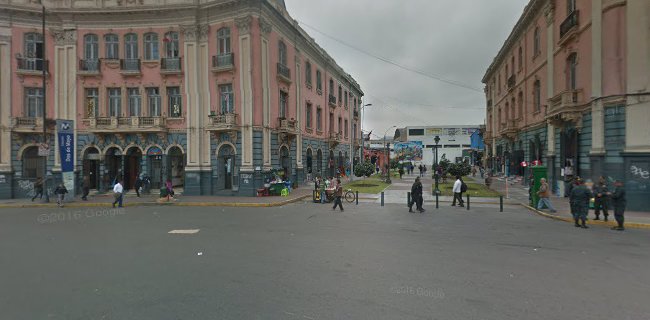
[
  {"x1": 278, "y1": 40, "x2": 287, "y2": 66},
  {"x1": 104, "y1": 34, "x2": 119, "y2": 59},
  {"x1": 164, "y1": 32, "x2": 179, "y2": 58},
  {"x1": 518, "y1": 46, "x2": 523, "y2": 71},
  {"x1": 316, "y1": 69, "x2": 322, "y2": 92},
  {"x1": 217, "y1": 28, "x2": 231, "y2": 54},
  {"x1": 124, "y1": 33, "x2": 138, "y2": 59},
  {"x1": 567, "y1": 53, "x2": 577, "y2": 90},
  {"x1": 337, "y1": 84, "x2": 342, "y2": 104},
  {"x1": 305, "y1": 61, "x2": 312, "y2": 86},
  {"x1": 329, "y1": 78, "x2": 334, "y2": 94},
  {"x1": 144, "y1": 33, "x2": 159, "y2": 60},
  {"x1": 23, "y1": 146, "x2": 44, "y2": 179},
  {"x1": 533, "y1": 80, "x2": 541, "y2": 112},
  {"x1": 533, "y1": 27, "x2": 541, "y2": 56}
]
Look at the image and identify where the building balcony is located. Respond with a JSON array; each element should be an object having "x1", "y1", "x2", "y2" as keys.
[
  {"x1": 78, "y1": 59, "x2": 101, "y2": 76},
  {"x1": 546, "y1": 89, "x2": 585, "y2": 125},
  {"x1": 499, "y1": 119, "x2": 518, "y2": 140},
  {"x1": 328, "y1": 94, "x2": 337, "y2": 107},
  {"x1": 328, "y1": 132, "x2": 342, "y2": 148},
  {"x1": 16, "y1": 57, "x2": 49, "y2": 76},
  {"x1": 120, "y1": 59, "x2": 141, "y2": 75},
  {"x1": 85, "y1": 116, "x2": 167, "y2": 133},
  {"x1": 277, "y1": 63, "x2": 291, "y2": 83},
  {"x1": 277, "y1": 117, "x2": 298, "y2": 135},
  {"x1": 507, "y1": 74, "x2": 516, "y2": 91},
  {"x1": 560, "y1": 10, "x2": 579, "y2": 40},
  {"x1": 206, "y1": 113, "x2": 238, "y2": 132},
  {"x1": 212, "y1": 53, "x2": 234, "y2": 72},
  {"x1": 10, "y1": 117, "x2": 53, "y2": 133},
  {"x1": 160, "y1": 57, "x2": 182, "y2": 75}
]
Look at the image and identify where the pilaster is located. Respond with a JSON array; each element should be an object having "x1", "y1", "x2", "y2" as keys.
[
  {"x1": 236, "y1": 15, "x2": 253, "y2": 171},
  {"x1": 260, "y1": 17, "x2": 272, "y2": 169},
  {"x1": 52, "y1": 28, "x2": 77, "y2": 171},
  {"x1": 545, "y1": 2, "x2": 555, "y2": 103},
  {"x1": 0, "y1": 33, "x2": 12, "y2": 173},
  {"x1": 295, "y1": 51, "x2": 303, "y2": 169},
  {"x1": 624, "y1": 0, "x2": 650, "y2": 153},
  {"x1": 182, "y1": 24, "x2": 201, "y2": 170}
]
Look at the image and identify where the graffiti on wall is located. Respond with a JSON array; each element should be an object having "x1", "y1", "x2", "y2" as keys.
[{"x1": 631, "y1": 165, "x2": 649, "y2": 179}]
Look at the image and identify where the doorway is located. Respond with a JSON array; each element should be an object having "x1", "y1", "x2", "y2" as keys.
[
  {"x1": 316, "y1": 149, "x2": 323, "y2": 176},
  {"x1": 104, "y1": 147, "x2": 122, "y2": 188},
  {"x1": 280, "y1": 146, "x2": 291, "y2": 181},
  {"x1": 124, "y1": 147, "x2": 142, "y2": 190},
  {"x1": 168, "y1": 146, "x2": 185, "y2": 188},
  {"x1": 218, "y1": 144, "x2": 235, "y2": 190},
  {"x1": 306, "y1": 148, "x2": 313, "y2": 179},
  {"x1": 147, "y1": 146, "x2": 164, "y2": 190},
  {"x1": 83, "y1": 147, "x2": 101, "y2": 190}
]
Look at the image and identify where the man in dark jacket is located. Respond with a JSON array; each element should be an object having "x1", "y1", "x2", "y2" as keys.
[
  {"x1": 409, "y1": 177, "x2": 424, "y2": 213},
  {"x1": 592, "y1": 176, "x2": 609, "y2": 221},
  {"x1": 609, "y1": 180, "x2": 626, "y2": 231},
  {"x1": 569, "y1": 178, "x2": 592, "y2": 229}
]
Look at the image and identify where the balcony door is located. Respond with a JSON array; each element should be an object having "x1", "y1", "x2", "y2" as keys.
[
  {"x1": 23, "y1": 33, "x2": 43, "y2": 70},
  {"x1": 218, "y1": 145, "x2": 235, "y2": 190}
]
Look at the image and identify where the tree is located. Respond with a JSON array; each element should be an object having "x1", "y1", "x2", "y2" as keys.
[
  {"x1": 354, "y1": 161, "x2": 375, "y2": 177},
  {"x1": 447, "y1": 161, "x2": 471, "y2": 178}
]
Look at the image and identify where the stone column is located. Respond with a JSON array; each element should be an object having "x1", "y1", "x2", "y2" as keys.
[
  {"x1": 0, "y1": 32, "x2": 12, "y2": 198},
  {"x1": 259, "y1": 17, "x2": 272, "y2": 170}
]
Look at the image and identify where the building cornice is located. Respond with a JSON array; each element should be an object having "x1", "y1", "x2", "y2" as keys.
[{"x1": 482, "y1": 0, "x2": 549, "y2": 83}]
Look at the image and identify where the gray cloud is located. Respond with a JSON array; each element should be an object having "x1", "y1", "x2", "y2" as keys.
[{"x1": 286, "y1": 0, "x2": 527, "y2": 136}]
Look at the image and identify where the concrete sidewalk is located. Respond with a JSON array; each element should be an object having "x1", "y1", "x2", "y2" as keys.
[
  {"x1": 475, "y1": 174, "x2": 650, "y2": 228},
  {"x1": 0, "y1": 188, "x2": 312, "y2": 208}
]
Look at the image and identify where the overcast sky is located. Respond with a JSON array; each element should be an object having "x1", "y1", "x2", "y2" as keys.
[{"x1": 285, "y1": 0, "x2": 527, "y2": 138}]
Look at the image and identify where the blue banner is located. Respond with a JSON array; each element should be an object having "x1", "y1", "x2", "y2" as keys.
[{"x1": 57, "y1": 119, "x2": 74, "y2": 173}]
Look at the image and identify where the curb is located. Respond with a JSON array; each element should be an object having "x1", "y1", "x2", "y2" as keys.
[
  {"x1": 0, "y1": 195, "x2": 311, "y2": 209},
  {"x1": 521, "y1": 204, "x2": 650, "y2": 230}
]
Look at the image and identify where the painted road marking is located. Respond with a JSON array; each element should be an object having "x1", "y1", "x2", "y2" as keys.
[{"x1": 168, "y1": 229, "x2": 200, "y2": 234}]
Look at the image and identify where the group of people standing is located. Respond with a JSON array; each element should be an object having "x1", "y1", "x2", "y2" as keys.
[
  {"x1": 314, "y1": 176, "x2": 344, "y2": 212},
  {"x1": 568, "y1": 176, "x2": 627, "y2": 231}
]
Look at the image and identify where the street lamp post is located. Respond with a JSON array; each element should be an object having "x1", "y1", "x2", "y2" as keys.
[
  {"x1": 383, "y1": 125, "x2": 396, "y2": 184},
  {"x1": 433, "y1": 135, "x2": 441, "y2": 195}
]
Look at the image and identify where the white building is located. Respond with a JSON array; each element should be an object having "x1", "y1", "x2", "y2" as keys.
[{"x1": 394, "y1": 126, "x2": 480, "y2": 165}]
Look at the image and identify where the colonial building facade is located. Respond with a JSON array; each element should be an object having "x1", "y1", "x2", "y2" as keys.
[
  {"x1": 482, "y1": 0, "x2": 650, "y2": 210},
  {"x1": 0, "y1": 0, "x2": 363, "y2": 198}
]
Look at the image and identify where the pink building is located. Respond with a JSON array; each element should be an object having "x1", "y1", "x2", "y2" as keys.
[
  {"x1": 482, "y1": 0, "x2": 650, "y2": 210},
  {"x1": 0, "y1": 0, "x2": 363, "y2": 198}
]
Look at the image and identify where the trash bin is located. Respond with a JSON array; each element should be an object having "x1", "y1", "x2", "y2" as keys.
[{"x1": 530, "y1": 166, "x2": 548, "y2": 207}]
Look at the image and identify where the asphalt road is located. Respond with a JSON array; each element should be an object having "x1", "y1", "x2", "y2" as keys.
[{"x1": 1, "y1": 202, "x2": 649, "y2": 320}]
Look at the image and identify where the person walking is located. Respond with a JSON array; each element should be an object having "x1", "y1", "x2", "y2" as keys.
[
  {"x1": 332, "y1": 179, "x2": 344, "y2": 212},
  {"x1": 609, "y1": 180, "x2": 626, "y2": 231},
  {"x1": 134, "y1": 175, "x2": 143, "y2": 198},
  {"x1": 569, "y1": 178, "x2": 591, "y2": 229},
  {"x1": 31, "y1": 177, "x2": 44, "y2": 201},
  {"x1": 452, "y1": 175, "x2": 465, "y2": 207},
  {"x1": 398, "y1": 166, "x2": 404, "y2": 179},
  {"x1": 418, "y1": 165, "x2": 423, "y2": 178},
  {"x1": 319, "y1": 177, "x2": 327, "y2": 204},
  {"x1": 165, "y1": 178, "x2": 175, "y2": 200},
  {"x1": 409, "y1": 177, "x2": 425, "y2": 213},
  {"x1": 593, "y1": 176, "x2": 609, "y2": 221},
  {"x1": 54, "y1": 183, "x2": 68, "y2": 207},
  {"x1": 112, "y1": 178, "x2": 124, "y2": 208},
  {"x1": 423, "y1": 165, "x2": 427, "y2": 177},
  {"x1": 81, "y1": 175, "x2": 90, "y2": 201},
  {"x1": 536, "y1": 178, "x2": 557, "y2": 213}
]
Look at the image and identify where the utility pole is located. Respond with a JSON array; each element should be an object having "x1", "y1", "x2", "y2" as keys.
[{"x1": 41, "y1": 3, "x2": 49, "y2": 202}]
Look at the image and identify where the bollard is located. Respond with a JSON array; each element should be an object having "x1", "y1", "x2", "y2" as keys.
[
  {"x1": 500, "y1": 195, "x2": 503, "y2": 212},
  {"x1": 381, "y1": 192, "x2": 385, "y2": 207},
  {"x1": 466, "y1": 194, "x2": 470, "y2": 210},
  {"x1": 356, "y1": 191, "x2": 359, "y2": 205},
  {"x1": 436, "y1": 192, "x2": 439, "y2": 209},
  {"x1": 407, "y1": 192, "x2": 411, "y2": 207}
]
